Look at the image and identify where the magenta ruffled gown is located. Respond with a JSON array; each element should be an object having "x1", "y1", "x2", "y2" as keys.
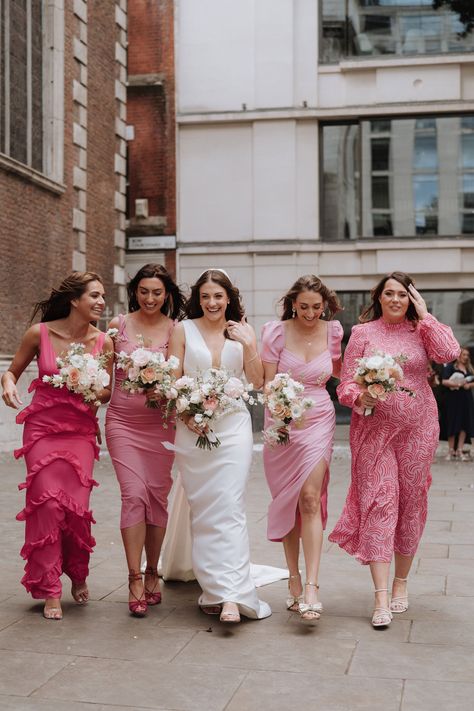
[
  {"x1": 261, "y1": 320, "x2": 343, "y2": 542},
  {"x1": 15, "y1": 323, "x2": 104, "y2": 599},
  {"x1": 105, "y1": 315, "x2": 175, "y2": 530}
]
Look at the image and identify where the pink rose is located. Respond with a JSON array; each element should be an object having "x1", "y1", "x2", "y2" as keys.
[
  {"x1": 140, "y1": 367, "x2": 157, "y2": 384},
  {"x1": 67, "y1": 367, "x2": 81, "y2": 387},
  {"x1": 223, "y1": 377, "x2": 244, "y2": 399},
  {"x1": 204, "y1": 396, "x2": 218, "y2": 412},
  {"x1": 367, "y1": 383, "x2": 388, "y2": 401}
]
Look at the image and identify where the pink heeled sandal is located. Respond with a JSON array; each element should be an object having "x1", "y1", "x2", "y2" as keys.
[
  {"x1": 128, "y1": 571, "x2": 147, "y2": 617},
  {"x1": 144, "y1": 567, "x2": 162, "y2": 605}
]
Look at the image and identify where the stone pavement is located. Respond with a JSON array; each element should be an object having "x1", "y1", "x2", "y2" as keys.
[{"x1": 0, "y1": 433, "x2": 473, "y2": 711}]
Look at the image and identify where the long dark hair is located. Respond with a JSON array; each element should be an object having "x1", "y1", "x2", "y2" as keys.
[
  {"x1": 127, "y1": 263, "x2": 185, "y2": 320},
  {"x1": 280, "y1": 274, "x2": 342, "y2": 321},
  {"x1": 360, "y1": 271, "x2": 418, "y2": 324},
  {"x1": 185, "y1": 269, "x2": 244, "y2": 323},
  {"x1": 31, "y1": 271, "x2": 103, "y2": 323}
]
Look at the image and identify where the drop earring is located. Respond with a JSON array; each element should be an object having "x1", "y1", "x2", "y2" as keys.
[{"x1": 292, "y1": 308, "x2": 296, "y2": 319}]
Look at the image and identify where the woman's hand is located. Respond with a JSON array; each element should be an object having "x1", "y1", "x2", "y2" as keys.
[
  {"x1": 181, "y1": 413, "x2": 209, "y2": 435},
  {"x1": 408, "y1": 284, "x2": 429, "y2": 320},
  {"x1": 356, "y1": 391, "x2": 378, "y2": 409},
  {"x1": 226, "y1": 318, "x2": 253, "y2": 347},
  {"x1": 145, "y1": 387, "x2": 160, "y2": 404},
  {"x1": 1, "y1": 375, "x2": 23, "y2": 409}
]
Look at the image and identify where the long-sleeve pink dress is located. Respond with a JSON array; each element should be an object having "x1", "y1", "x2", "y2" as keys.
[
  {"x1": 14, "y1": 323, "x2": 104, "y2": 599},
  {"x1": 329, "y1": 314, "x2": 460, "y2": 564},
  {"x1": 105, "y1": 314, "x2": 175, "y2": 530},
  {"x1": 261, "y1": 319, "x2": 343, "y2": 542}
]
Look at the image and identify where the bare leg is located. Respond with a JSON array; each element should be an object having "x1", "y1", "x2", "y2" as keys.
[
  {"x1": 282, "y1": 525, "x2": 302, "y2": 605},
  {"x1": 122, "y1": 522, "x2": 146, "y2": 603},
  {"x1": 447, "y1": 435, "x2": 455, "y2": 459},
  {"x1": 299, "y1": 458, "x2": 327, "y2": 609},
  {"x1": 369, "y1": 561, "x2": 391, "y2": 626},
  {"x1": 144, "y1": 524, "x2": 166, "y2": 603},
  {"x1": 456, "y1": 431, "x2": 467, "y2": 457}
]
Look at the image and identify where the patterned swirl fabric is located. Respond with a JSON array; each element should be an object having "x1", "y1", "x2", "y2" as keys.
[
  {"x1": 14, "y1": 323, "x2": 104, "y2": 598},
  {"x1": 260, "y1": 319, "x2": 343, "y2": 542},
  {"x1": 329, "y1": 314, "x2": 460, "y2": 564}
]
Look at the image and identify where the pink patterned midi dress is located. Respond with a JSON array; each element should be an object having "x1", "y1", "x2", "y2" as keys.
[
  {"x1": 105, "y1": 315, "x2": 175, "y2": 530},
  {"x1": 329, "y1": 314, "x2": 460, "y2": 564},
  {"x1": 15, "y1": 323, "x2": 104, "y2": 599},
  {"x1": 261, "y1": 320, "x2": 343, "y2": 542}
]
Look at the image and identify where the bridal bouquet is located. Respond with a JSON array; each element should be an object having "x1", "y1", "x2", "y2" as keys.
[
  {"x1": 42, "y1": 343, "x2": 110, "y2": 407},
  {"x1": 354, "y1": 351, "x2": 415, "y2": 416},
  {"x1": 260, "y1": 373, "x2": 314, "y2": 446},
  {"x1": 115, "y1": 347, "x2": 179, "y2": 408},
  {"x1": 164, "y1": 368, "x2": 256, "y2": 450}
]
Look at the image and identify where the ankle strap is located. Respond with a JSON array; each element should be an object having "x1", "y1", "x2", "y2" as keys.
[
  {"x1": 289, "y1": 573, "x2": 301, "y2": 580},
  {"x1": 374, "y1": 588, "x2": 388, "y2": 593},
  {"x1": 128, "y1": 571, "x2": 142, "y2": 581},
  {"x1": 305, "y1": 581, "x2": 320, "y2": 589},
  {"x1": 393, "y1": 577, "x2": 408, "y2": 582},
  {"x1": 144, "y1": 567, "x2": 158, "y2": 575}
]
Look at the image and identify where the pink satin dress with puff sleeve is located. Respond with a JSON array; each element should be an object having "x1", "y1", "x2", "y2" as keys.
[
  {"x1": 105, "y1": 314, "x2": 175, "y2": 530},
  {"x1": 261, "y1": 320, "x2": 343, "y2": 542},
  {"x1": 14, "y1": 323, "x2": 104, "y2": 599},
  {"x1": 329, "y1": 314, "x2": 460, "y2": 564}
]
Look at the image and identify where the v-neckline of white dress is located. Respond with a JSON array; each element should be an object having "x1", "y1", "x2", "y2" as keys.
[{"x1": 188, "y1": 319, "x2": 230, "y2": 370}]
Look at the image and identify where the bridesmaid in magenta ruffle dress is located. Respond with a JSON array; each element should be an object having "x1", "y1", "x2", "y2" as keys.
[
  {"x1": 1, "y1": 272, "x2": 113, "y2": 620},
  {"x1": 329, "y1": 272, "x2": 460, "y2": 628},
  {"x1": 105, "y1": 264, "x2": 185, "y2": 617},
  {"x1": 261, "y1": 275, "x2": 343, "y2": 623}
]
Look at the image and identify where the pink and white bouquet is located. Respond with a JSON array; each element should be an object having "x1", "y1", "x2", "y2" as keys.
[
  {"x1": 354, "y1": 351, "x2": 415, "y2": 416},
  {"x1": 115, "y1": 347, "x2": 180, "y2": 409},
  {"x1": 42, "y1": 342, "x2": 110, "y2": 407},
  {"x1": 260, "y1": 373, "x2": 314, "y2": 446},
  {"x1": 164, "y1": 368, "x2": 256, "y2": 450}
]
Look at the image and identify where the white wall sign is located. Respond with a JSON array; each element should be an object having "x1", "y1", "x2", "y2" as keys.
[{"x1": 128, "y1": 235, "x2": 176, "y2": 250}]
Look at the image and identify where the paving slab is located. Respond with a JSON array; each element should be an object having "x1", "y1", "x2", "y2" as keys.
[
  {"x1": 0, "y1": 648, "x2": 74, "y2": 697},
  {"x1": 402, "y1": 680, "x2": 474, "y2": 711}
]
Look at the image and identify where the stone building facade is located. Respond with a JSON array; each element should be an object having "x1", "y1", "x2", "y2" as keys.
[{"x1": 0, "y1": 0, "x2": 127, "y2": 356}]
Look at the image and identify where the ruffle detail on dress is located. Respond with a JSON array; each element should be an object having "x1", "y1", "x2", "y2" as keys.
[
  {"x1": 17, "y1": 384, "x2": 97, "y2": 424},
  {"x1": 18, "y1": 450, "x2": 99, "y2": 491},
  {"x1": 14, "y1": 423, "x2": 99, "y2": 461},
  {"x1": 20, "y1": 560, "x2": 63, "y2": 596},
  {"x1": 19, "y1": 523, "x2": 96, "y2": 560},
  {"x1": 16, "y1": 488, "x2": 96, "y2": 524}
]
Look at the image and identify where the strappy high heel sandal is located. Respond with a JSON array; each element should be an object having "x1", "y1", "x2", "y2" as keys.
[
  {"x1": 298, "y1": 582, "x2": 322, "y2": 623},
  {"x1": 43, "y1": 599, "x2": 63, "y2": 620},
  {"x1": 372, "y1": 588, "x2": 392, "y2": 628},
  {"x1": 286, "y1": 573, "x2": 302, "y2": 612},
  {"x1": 390, "y1": 576, "x2": 409, "y2": 614},
  {"x1": 128, "y1": 571, "x2": 147, "y2": 617},
  {"x1": 144, "y1": 567, "x2": 162, "y2": 605}
]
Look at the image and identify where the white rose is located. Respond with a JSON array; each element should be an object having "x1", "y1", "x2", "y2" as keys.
[
  {"x1": 175, "y1": 375, "x2": 194, "y2": 389},
  {"x1": 131, "y1": 348, "x2": 151, "y2": 368},
  {"x1": 193, "y1": 413, "x2": 203, "y2": 424},
  {"x1": 365, "y1": 355, "x2": 384, "y2": 370},
  {"x1": 128, "y1": 367, "x2": 140, "y2": 382},
  {"x1": 224, "y1": 377, "x2": 244, "y2": 399},
  {"x1": 190, "y1": 391, "x2": 203, "y2": 404},
  {"x1": 176, "y1": 397, "x2": 190, "y2": 413},
  {"x1": 167, "y1": 355, "x2": 180, "y2": 370},
  {"x1": 97, "y1": 370, "x2": 110, "y2": 388}
]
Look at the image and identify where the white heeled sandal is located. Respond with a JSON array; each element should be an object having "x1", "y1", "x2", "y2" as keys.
[
  {"x1": 390, "y1": 576, "x2": 409, "y2": 613},
  {"x1": 372, "y1": 588, "x2": 392, "y2": 628},
  {"x1": 298, "y1": 582, "x2": 322, "y2": 623},
  {"x1": 286, "y1": 573, "x2": 303, "y2": 612}
]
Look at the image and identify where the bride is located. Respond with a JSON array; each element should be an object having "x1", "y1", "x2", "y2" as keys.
[{"x1": 166, "y1": 269, "x2": 271, "y2": 623}]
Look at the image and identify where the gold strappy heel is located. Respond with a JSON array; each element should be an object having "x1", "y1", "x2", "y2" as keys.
[
  {"x1": 390, "y1": 576, "x2": 409, "y2": 613},
  {"x1": 298, "y1": 582, "x2": 322, "y2": 622},
  {"x1": 286, "y1": 573, "x2": 302, "y2": 612}
]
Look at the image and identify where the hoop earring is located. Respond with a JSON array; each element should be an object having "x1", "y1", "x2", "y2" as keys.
[{"x1": 292, "y1": 308, "x2": 296, "y2": 319}]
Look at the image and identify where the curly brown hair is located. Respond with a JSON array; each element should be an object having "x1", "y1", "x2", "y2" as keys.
[
  {"x1": 360, "y1": 271, "x2": 418, "y2": 324},
  {"x1": 185, "y1": 269, "x2": 244, "y2": 323},
  {"x1": 31, "y1": 271, "x2": 103, "y2": 323},
  {"x1": 127, "y1": 263, "x2": 186, "y2": 320},
  {"x1": 280, "y1": 275, "x2": 342, "y2": 321}
]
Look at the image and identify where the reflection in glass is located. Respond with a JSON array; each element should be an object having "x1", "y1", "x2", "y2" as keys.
[
  {"x1": 414, "y1": 136, "x2": 438, "y2": 170},
  {"x1": 322, "y1": 124, "x2": 360, "y2": 241},
  {"x1": 371, "y1": 138, "x2": 390, "y2": 170},
  {"x1": 461, "y1": 134, "x2": 474, "y2": 169}
]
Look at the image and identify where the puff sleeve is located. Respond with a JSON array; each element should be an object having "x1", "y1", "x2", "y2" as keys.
[
  {"x1": 260, "y1": 321, "x2": 285, "y2": 365},
  {"x1": 328, "y1": 320, "x2": 343, "y2": 361}
]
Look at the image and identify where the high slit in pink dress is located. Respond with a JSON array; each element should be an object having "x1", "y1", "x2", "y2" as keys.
[
  {"x1": 261, "y1": 320, "x2": 343, "y2": 542},
  {"x1": 105, "y1": 315, "x2": 175, "y2": 530},
  {"x1": 14, "y1": 323, "x2": 104, "y2": 599}
]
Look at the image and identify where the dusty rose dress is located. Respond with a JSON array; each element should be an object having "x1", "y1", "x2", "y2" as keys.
[
  {"x1": 105, "y1": 315, "x2": 175, "y2": 530},
  {"x1": 329, "y1": 315, "x2": 460, "y2": 564},
  {"x1": 15, "y1": 323, "x2": 104, "y2": 599},
  {"x1": 261, "y1": 320, "x2": 343, "y2": 542}
]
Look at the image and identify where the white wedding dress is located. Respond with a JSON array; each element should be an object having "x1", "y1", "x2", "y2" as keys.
[{"x1": 171, "y1": 320, "x2": 272, "y2": 619}]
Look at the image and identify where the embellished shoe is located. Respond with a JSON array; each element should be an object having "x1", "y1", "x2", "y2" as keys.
[
  {"x1": 144, "y1": 567, "x2": 162, "y2": 605},
  {"x1": 390, "y1": 576, "x2": 409, "y2": 614},
  {"x1": 372, "y1": 588, "x2": 392, "y2": 628},
  {"x1": 298, "y1": 582, "x2": 322, "y2": 623},
  {"x1": 220, "y1": 602, "x2": 241, "y2": 624},
  {"x1": 128, "y1": 571, "x2": 147, "y2": 617},
  {"x1": 286, "y1": 573, "x2": 303, "y2": 612}
]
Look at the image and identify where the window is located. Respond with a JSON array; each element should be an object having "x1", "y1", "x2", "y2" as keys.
[
  {"x1": 320, "y1": 0, "x2": 474, "y2": 63},
  {"x1": 321, "y1": 115, "x2": 474, "y2": 240},
  {"x1": 0, "y1": 0, "x2": 43, "y2": 170}
]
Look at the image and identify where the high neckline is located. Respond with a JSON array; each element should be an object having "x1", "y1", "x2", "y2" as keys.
[{"x1": 378, "y1": 317, "x2": 409, "y2": 330}]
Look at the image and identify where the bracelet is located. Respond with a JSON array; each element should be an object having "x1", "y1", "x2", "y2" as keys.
[{"x1": 245, "y1": 352, "x2": 259, "y2": 364}]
